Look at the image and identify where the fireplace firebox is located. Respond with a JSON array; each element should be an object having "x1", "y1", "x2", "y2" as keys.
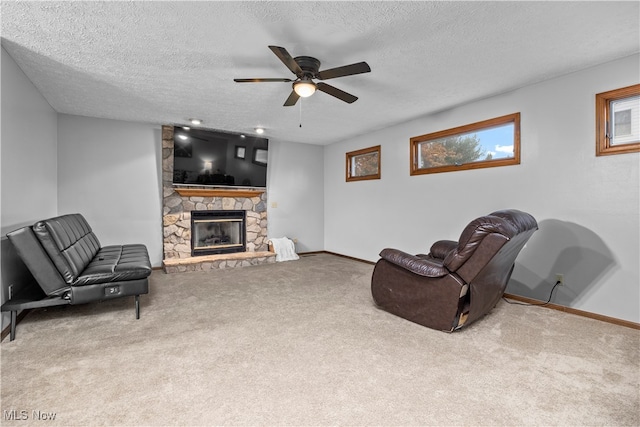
[{"x1": 191, "y1": 210, "x2": 246, "y2": 256}]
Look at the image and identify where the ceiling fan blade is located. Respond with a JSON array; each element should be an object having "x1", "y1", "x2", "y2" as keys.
[
  {"x1": 269, "y1": 46, "x2": 303, "y2": 76},
  {"x1": 316, "y1": 82, "x2": 358, "y2": 104},
  {"x1": 317, "y1": 62, "x2": 371, "y2": 80},
  {"x1": 234, "y1": 78, "x2": 293, "y2": 83},
  {"x1": 283, "y1": 90, "x2": 300, "y2": 107}
]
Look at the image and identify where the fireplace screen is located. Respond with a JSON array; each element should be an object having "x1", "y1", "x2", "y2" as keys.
[{"x1": 191, "y1": 210, "x2": 246, "y2": 256}]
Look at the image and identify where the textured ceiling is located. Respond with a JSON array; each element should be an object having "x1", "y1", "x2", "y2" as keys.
[{"x1": 1, "y1": 1, "x2": 639, "y2": 145}]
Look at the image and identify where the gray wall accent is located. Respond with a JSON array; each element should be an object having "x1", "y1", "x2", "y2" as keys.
[
  {"x1": 57, "y1": 114, "x2": 164, "y2": 266},
  {"x1": 1, "y1": 47, "x2": 59, "y2": 231},
  {"x1": 324, "y1": 54, "x2": 639, "y2": 323},
  {"x1": 266, "y1": 140, "x2": 324, "y2": 253},
  {"x1": 1, "y1": 47, "x2": 58, "y2": 327}
]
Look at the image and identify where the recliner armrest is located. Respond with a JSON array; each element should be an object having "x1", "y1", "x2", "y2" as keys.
[
  {"x1": 429, "y1": 240, "x2": 458, "y2": 260},
  {"x1": 379, "y1": 248, "x2": 449, "y2": 277}
]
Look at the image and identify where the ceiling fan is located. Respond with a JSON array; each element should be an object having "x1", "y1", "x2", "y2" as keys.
[{"x1": 234, "y1": 45, "x2": 371, "y2": 106}]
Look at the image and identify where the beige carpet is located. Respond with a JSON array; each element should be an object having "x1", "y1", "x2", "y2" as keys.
[{"x1": 1, "y1": 253, "x2": 638, "y2": 426}]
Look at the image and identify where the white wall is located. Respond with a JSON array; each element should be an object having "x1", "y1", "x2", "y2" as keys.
[
  {"x1": 1, "y1": 47, "x2": 58, "y2": 327},
  {"x1": 1, "y1": 47, "x2": 58, "y2": 232},
  {"x1": 266, "y1": 140, "x2": 324, "y2": 252},
  {"x1": 57, "y1": 115, "x2": 164, "y2": 266},
  {"x1": 324, "y1": 54, "x2": 640, "y2": 323}
]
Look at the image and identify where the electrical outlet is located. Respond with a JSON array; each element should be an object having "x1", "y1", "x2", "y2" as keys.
[
  {"x1": 8, "y1": 284, "x2": 14, "y2": 300},
  {"x1": 555, "y1": 274, "x2": 564, "y2": 286}
]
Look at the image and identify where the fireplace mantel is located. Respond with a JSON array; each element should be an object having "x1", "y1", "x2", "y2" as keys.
[{"x1": 174, "y1": 187, "x2": 265, "y2": 198}]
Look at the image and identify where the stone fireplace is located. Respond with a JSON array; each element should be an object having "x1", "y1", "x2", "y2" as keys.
[{"x1": 161, "y1": 126, "x2": 276, "y2": 273}]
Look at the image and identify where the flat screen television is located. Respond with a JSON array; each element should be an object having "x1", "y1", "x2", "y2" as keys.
[{"x1": 172, "y1": 127, "x2": 268, "y2": 188}]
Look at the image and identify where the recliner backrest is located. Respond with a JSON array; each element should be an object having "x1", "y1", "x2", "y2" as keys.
[
  {"x1": 443, "y1": 209, "x2": 538, "y2": 279},
  {"x1": 33, "y1": 214, "x2": 101, "y2": 284},
  {"x1": 443, "y1": 209, "x2": 538, "y2": 325},
  {"x1": 444, "y1": 215, "x2": 516, "y2": 272},
  {"x1": 464, "y1": 224, "x2": 538, "y2": 325}
]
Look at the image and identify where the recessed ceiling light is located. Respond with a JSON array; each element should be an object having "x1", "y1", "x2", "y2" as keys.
[
  {"x1": 182, "y1": 126, "x2": 190, "y2": 130},
  {"x1": 178, "y1": 134, "x2": 188, "y2": 140},
  {"x1": 189, "y1": 119, "x2": 202, "y2": 125},
  {"x1": 255, "y1": 127, "x2": 265, "y2": 134}
]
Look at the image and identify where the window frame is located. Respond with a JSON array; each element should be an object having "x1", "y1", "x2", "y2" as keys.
[
  {"x1": 410, "y1": 113, "x2": 521, "y2": 176},
  {"x1": 345, "y1": 145, "x2": 381, "y2": 182},
  {"x1": 596, "y1": 84, "x2": 640, "y2": 156}
]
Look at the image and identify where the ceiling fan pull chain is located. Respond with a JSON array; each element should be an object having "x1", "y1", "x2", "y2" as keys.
[{"x1": 299, "y1": 98, "x2": 303, "y2": 128}]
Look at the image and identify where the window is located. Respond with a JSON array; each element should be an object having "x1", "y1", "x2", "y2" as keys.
[
  {"x1": 596, "y1": 84, "x2": 640, "y2": 156},
  {"x1": 614, "y1": 109, "x2": 632, "y2": 136},
  {"x1": 346, "y1": 145, "x2": 381, "y2": 182},
  {"x1": 410, "y1": 113, "x2": 520, "y2": 176}
]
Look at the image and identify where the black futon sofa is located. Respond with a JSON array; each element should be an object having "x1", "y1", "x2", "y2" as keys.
[{"x1": 2, "y1": 213, "x2": 151, "y2": 341}]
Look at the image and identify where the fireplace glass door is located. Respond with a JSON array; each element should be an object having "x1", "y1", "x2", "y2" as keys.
[{"x1": 191, "y1": 210, "x2": 246, "y2": 256}]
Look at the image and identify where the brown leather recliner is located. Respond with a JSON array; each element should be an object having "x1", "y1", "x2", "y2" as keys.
[{"x1": 371, "y1": 209, "x2": 538, "y2": 332}]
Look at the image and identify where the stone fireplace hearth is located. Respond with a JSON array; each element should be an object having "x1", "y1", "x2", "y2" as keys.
[{"x1": 161, "y1": 126, "x2": 275, "y2": 273}]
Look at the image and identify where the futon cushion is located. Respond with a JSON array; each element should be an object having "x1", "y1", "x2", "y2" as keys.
[
  {"x1": 74, "y1": 244, "x2": 152, "y2": 286},
  {"x1": 33, "y1": 214, "x2": 101, "y2": 283}
]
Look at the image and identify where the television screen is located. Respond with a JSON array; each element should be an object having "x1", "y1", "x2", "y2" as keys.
[{"x1": 172, "y1": 127, "x2": 268, "y2": 188}]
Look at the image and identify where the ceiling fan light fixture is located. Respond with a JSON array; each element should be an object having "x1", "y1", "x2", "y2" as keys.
[
  {"x1": 234, "y1": 46, "x2": 371, "y2": 107},
  {"x1": 293, "y1": 79, "x2": 316, "y2": 98}
]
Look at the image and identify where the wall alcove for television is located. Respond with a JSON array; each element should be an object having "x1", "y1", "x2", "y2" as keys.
[{"x1": 172, "y1": 127, "x2": 268, "y2": 188}]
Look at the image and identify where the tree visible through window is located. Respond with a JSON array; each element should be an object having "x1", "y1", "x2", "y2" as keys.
[
  {"x1": 346, "y1": 145, "x2": 381, "y2": 182},
  {"x1": 410, "y1": 113, "x2": 520, "y2": 175},
  {"x1": 418, "y1": 133, "x2": 500, "y2": 169}
]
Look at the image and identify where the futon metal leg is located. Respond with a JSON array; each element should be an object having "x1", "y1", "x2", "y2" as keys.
[
  {"x1": 10, "y1": 310, "x2": 16, "y2": 341},
  {"x1": 135, "y1": 295, "x2": 140, "y2": 319}
]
